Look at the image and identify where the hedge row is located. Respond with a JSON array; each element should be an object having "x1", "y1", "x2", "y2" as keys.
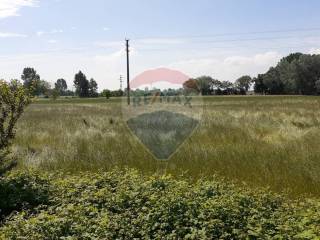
[{"x1": 0, "y1": 169, "x2": 319, "y2": 239}]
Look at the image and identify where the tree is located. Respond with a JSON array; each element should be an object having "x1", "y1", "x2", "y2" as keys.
[
  {"x1": 195, "y1": 76, "x2": 213, "y2": 95},
  {"x1": 294, "y1": 54, "x2": 320, "y2": 95},
  {"x1": 183, "y1": 79, "x2": 200, "y2": 95},
  {"x1": 235, "y1": 75, "x2": 252, "y2": 92},
  {"x1": 74, "y1": 71, "x2": 89, "y2": 98},
  {"x1": 253, "y1": 53, "x2": 320, "y2": 95},
  {"x1": 50, "y1": 88, "x2": 60, "y2": 100},
  {"x1": 0, "y1": 80, "x2": 30, "y2": 174},
  {"x1": 89, "y1": 78, "x2": 98, "y2": 97},
  {"x1": 21, "y1": 67, "x2": 40, "y2": 96},
  {"x1": 37, "y1": 80, "x2": 51, "y2": 96},
  {"x1": 282, "y1": 52, "x2": 303, "y2": 63},
  {"x1": 253, "y1": 74, "x2": 267, "y2": 94},
  {"x1": 315, "y1": 79, "x2": 320, "y2": 94},
  {"x1": 111, "y1": 89, "x2": 124, "y2": 97},
  {"x1": 55, "y1": 79, "x2": 68, "y2": 95},
  {"x1": 101, "y1": 89, "x2": 111, "y2": 99}
]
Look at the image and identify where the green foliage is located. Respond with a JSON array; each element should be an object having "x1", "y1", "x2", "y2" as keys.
[
  {"x1": 186, "y1": 77, "x2": 246, "y2": 95},
  {"x1": 74, "y1": 72, "x2": 98, "y2": 98},
  {"x1": 0, "y1": 80, "x2": 30, "y2": 174},
  {"x1": 196, "y1": 76, "x2": 214, "y2": 95},
  {"x1": 14, "y1": 96, "x2": 320, "y2": 196},
  {"x1": 21, "y1": 67, "x2": 40, "y2": 93},
  {"x1": 101, "y1": 89, "x2": 111, "y2": 99},
  {"x1": 254, "y1": 53, "x2": 320, "y2": 95},
  {"x1": 74, "y1": 71, "x2": 89, "y2": 98},
  {"x1": 50, "y1": 88, "x2": 60, "y2": 100},
  {"x1": 0, "y1": 171, "x2": 50, "y2": 221},
  {"x1": 89, "y1": 78, "x2": 98, "y2": 97},
  {"x1": 21, "y1": 67, "x2": 50, "y2": 96},
  {"x1": 54, "y1": 78, "x2": 68, "y2": 95},
  {"x1": 0, "y1": 169, "x2": 319, "y2": 239},
  {"x1": 100, "y1": 89, "x2": 124, "y2": 98},
  {"x1": 235, "y1": 75, "x2": 252, "y2": 92}
]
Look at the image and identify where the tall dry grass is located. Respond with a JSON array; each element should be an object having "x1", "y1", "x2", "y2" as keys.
[{"x1": 13, "y1": 96, "x2": 320, "y2": 196}]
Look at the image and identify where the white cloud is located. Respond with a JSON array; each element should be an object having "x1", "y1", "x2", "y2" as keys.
[
  {"x1": 0, "y1": 32, "x2": 27, "y2": 38},
  {"x1": 48, "y1": 39, "x2": 57, "y2": 44},
  {"x1": 36, "y1": 29, "x2": 63, "y2": 36},
  {"x1": 102, "y1": 27, "x2": 110, "y2": 31},
  {"x1": 0, "y1": 0, "x2": 38, "y2": 19},
  {"x1": 309, "y1": 48, "x2": 320, "y2": 55},
  {"x1": 169, "y1": 51, "x2": 282, "y2": 81},
  {"x1": 94, "y1": 40, "x2": 123, "y2": 48}
]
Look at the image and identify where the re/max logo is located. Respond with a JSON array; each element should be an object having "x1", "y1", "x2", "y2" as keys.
[{"x1": 132, "y1": 94, "x2": 193, "y2": 108}]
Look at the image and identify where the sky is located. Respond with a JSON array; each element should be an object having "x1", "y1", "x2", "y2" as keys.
[{"x1": 1, "y1": 0, "x2": 320, "y2": 90}]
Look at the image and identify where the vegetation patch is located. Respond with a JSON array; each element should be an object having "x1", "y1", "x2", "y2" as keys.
[
  {"x1": 15, "y1": 96, "x2": 320, "y2": 197},
  {"x1": 0, "y1": 169, "x2": 319, "y2": 239}
]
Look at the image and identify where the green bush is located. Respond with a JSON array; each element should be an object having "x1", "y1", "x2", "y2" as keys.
[
  {"x1": 0, "y1": 80, "x2": 30, "y2": 174},
  {"x1": 0, "y1": 169, "x2": 319, "y2": 239},
  {"x1": 0, "y1": 171, "x2": 50, "y2": 221}
]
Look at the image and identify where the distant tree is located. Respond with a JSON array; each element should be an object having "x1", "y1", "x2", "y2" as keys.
[
  {"x1": 277, "y1": 59, "x2": 298, "y2": 94},
  {"x1": 211, "y1": 79, "x2": 222, "y2": 89},
  {"x1": 263, "y1": 67, "x2": 284, "y2": 94},
  {"x1": 37, "y1": 80, "x2": 51, "y2": 96},
  {"x1": 253, "y1": 52, "x2": 320, "y2": 95},
  {"x1": 253, "y1": 74, "x2": 267, "y2": 94},
  {"x1": 294, "y1": 54, "x2": 320, "y2": 95},
  {"x1": 0, "y1": 80, "x2": 31, "y2": 174},
  {"x1": 50, "y1": 88, "x2": 60, "y2": 100},
  {"x1": 111, "y1": 89, "x2": 124, "y2": 97},
  {"x1": 235, "y1": 75, "x2": 252, "y2": 92},
  {"x1": 183, "y1": 79, "x2": 199, "y2": 95},
  {"x1": 74, "y1": 71, "x2": 89, "y2": 98},
  {"x1": 101, "y1": 89, "x2": 111, "y2": 99},
  {"x1": 315, "y1": 79, "x2": 320, "y2": 95},
  {"x1": 195, "y1": 76, "x2": 214, "y2": 95},
  {"x1": 55, "y1": 79, "x2": 68, "y2": 95},
  {"x1": 21, "y1": 67, "x2": 41, "y2": 96},
  {"x1": 64, "y1": 90, "x2": 75, "y2": 96},
  {"x1": 282, "y1": 52, "x2": 303, "y2": 63},
  {"x1": 89, "y1": 78, "x2": 98, "y2": 97}
]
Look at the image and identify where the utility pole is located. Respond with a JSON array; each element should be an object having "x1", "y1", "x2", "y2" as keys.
[
  {"x1": 126, "y1": 39, "x2": 130, "y2": 105},
  {"x1": 119, "y1": 75, "x2": 123, "y2": 91}
]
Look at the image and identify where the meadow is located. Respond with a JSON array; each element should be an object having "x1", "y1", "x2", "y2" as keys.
[{"x1": 12, "y1": 95, "x2": 320, "y2": 197}]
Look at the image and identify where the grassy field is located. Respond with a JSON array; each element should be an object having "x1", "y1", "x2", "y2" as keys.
[{"x1": 13, "y1": 96, "x2": 320, "y2": 197}]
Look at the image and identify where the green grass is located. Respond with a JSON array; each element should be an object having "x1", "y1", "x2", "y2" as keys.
[{"x1": 13, "y1": 96, "x2": 320, "y2": 197}]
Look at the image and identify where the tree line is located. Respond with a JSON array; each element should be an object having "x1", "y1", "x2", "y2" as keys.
[
  {"x1": 253, "y1": 53, "x2": 320, "y2": 95},
  {"x1": 6, "y1": 52, "x2": 320, "y2": 99},
  {"x1": 183, "y1": 75, "x2": 252, "y2": 96},
  {"x1": 185, "y1": 52, "x2": 320, "y2": 96},
  {"x1": 20, "y1": 68, "x2": 99, "y2": 98}
]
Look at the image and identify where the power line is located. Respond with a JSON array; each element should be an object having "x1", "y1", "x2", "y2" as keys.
[
  {"x1": 6, "y1": 27, "x2": 320, "y2": 56},
  {"x1": 131, "y1": 27, "x2": 320, "y2": 40}
]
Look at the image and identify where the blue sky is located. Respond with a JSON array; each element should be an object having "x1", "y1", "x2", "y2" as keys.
[{"x1": 1, "y1": 0, "x2": 320, "y2": 90}]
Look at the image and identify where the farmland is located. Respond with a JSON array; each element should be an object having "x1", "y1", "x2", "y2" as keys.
[{"x1": 14, "y1": 95, "x2": 320, "y2": 197}]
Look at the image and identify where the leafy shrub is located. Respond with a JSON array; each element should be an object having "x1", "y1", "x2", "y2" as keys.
[
  {"x1": 0, "y1": 171, "x2": 50, "y2": 221},
  {"x1": 0, "y1": 169, "x2": 319, "y2": 239},
  {"x1": 0, "y1": 80, "x2": 30, "y2": 174}
]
